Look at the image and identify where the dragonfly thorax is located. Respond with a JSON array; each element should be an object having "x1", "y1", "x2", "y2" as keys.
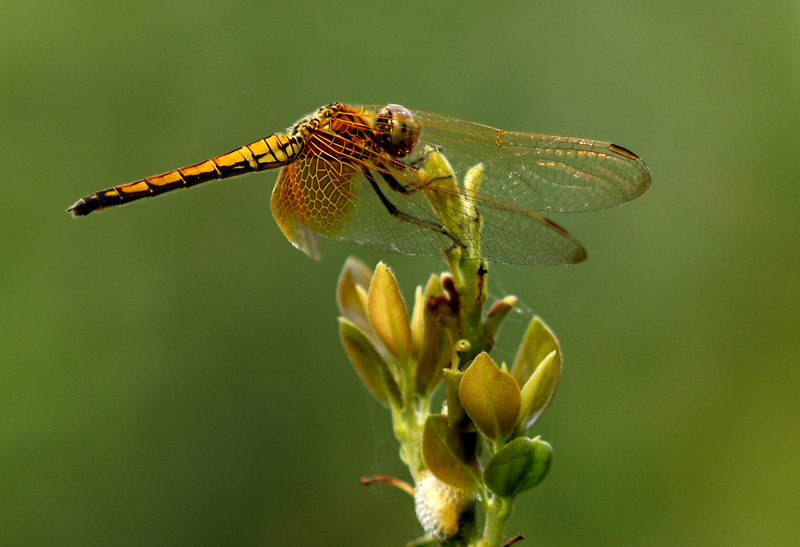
[{"x1": 374, "y1": 104, "x2": 421, "y2": 158}]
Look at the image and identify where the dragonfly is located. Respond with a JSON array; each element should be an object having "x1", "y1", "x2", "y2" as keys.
[{"x1": 68, "y1": 103, "x2": 650, "y2": 265}]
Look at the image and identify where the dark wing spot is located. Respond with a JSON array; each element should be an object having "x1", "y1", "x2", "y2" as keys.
[{"x1": 608, "y1": 143, "x2": 640, "y2": 161}]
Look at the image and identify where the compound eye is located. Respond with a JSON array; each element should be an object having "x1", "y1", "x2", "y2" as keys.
[{"x1": 375, "y1": 104, "x2": 421, "y2": 157}]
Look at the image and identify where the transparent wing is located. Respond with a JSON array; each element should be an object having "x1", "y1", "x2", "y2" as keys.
[
  {"x1": 331, "y1": 168, "x2": 587, "y2": 265},
  {"x1": 338, "y1": 105, "x2": 651, "y2": 265},
  {"x1": 272, "y1": 130, "x2": 586, "y2": 265},
  {"x1": 270, "y1": 152, "x2": 454, "y2": 260},
  {"x1": 270, "y1": 162, "x2": 322, "y2": 260},
  {"x1": 400, "y1": 107, "x2": 651, "y2": 214}
]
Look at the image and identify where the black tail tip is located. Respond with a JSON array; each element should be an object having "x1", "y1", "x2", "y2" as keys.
[{"x1": 67, "y1": 199, "x2": 93, "y2": 216}]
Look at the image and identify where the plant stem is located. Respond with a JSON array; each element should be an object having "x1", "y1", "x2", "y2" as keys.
[
  {"x1": 477, "y1": 496, "x2": 513, "y2": 547},
  {"x1": 393, "y1": 355, "x2": 428, "y2": 480}
]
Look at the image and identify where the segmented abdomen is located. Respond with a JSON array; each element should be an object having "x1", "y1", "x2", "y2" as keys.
[{"x1": 68, "y1": 133, "x2": 304, "y2": 216}]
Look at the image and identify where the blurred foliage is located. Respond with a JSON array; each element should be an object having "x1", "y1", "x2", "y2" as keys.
[{"x1": 2, "y1": 1, "x2": 799, "y2": 545}]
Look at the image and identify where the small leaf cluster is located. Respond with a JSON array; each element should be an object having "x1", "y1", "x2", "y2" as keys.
[
  {"x1": 337, "y1": 256, "x2": 562, "y2": 545},
  {"x1": 337, "y1": 151, "x2": 563, "y2": 546},
  {"x1": 337, "y1": 258, "x2": 456, "y2": 412},
  {"x1": 422, "y1": 317, "x2": 561, "y2": 500}
]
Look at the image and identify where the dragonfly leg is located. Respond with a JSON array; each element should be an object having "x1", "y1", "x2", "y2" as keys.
[
  {"x1": 377, "y1": 146, "x2": 447, "y2": 194},
  {"x1": 377, "y1": 170, "x2": 421, "y2": 195},
  {"x1": 361, "y1": 167, "x2": 445, "y2": 235},
  {"x1": 371, "y1": 151, "x2": 433, "y2": 194}
]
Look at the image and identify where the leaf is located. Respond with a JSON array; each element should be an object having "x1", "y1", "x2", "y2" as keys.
[
  {"x1": 511, "y1": 317, "x2": 561, "y2": 387},
  {"x1": 337, "y1": 257, "x2": 373, "y2": 332},
  {"x1": 443, "y1": 369, "x2": 471, "y2": 431},
  {"x1": 415, "y1": 277, "x2": 452, "y2": 394},
  {"x1": 517, "y1": 349, "x2": 561, "y2": 430},
  {"x1": 483, "y1": 437, "x2": 553, "y2": 498},
  {"x1": 459, "y1": 352, "x2": 520, "y2": 440},
  {"x1": 339, "y1": 318, "x2": 401, "y2": 407},
  {"x1": 422, "y1": 414, "x2": 480, "y2": 489},
  {"x1": 411, "y1": 285, "x2": 424, "y2": 358},
  {"x1": 367, "y1": 263, "x2": 412, "y2": 358},
  {"x1": 482, "y1": 296, "x2": 517, "y2": 351}
]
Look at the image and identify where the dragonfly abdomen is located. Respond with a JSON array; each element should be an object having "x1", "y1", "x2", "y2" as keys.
[{"x1": 68, "y1": 133, "x2": 304, "y2": 216}]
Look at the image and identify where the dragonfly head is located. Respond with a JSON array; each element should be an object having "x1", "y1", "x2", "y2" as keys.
[{"x1": 375, "y1": 104, "x2": 420, "y2": 158}]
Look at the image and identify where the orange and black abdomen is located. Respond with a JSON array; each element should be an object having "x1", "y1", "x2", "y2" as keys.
[{"x1": 68, "y1": 133, "x2": 305, "y2": 216}]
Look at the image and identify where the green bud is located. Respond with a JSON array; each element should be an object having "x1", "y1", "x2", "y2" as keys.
[
  {"x1": 462, "y1": 163, "x2": 484, "y2": 253},
  {"x1": 421, "y1": 151, "x2": 474, "y2": 253},
  {"x1": 451, "y1": 339, "x2": 471, "y2": 371},
  {"x1": 483, "y1": 437, "x2": 553, "y2": 498},
  {"x1": 463, "y1": 163, "x2": 483, "y2": 219}
]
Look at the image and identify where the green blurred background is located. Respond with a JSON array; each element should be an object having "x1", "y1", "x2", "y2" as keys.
[{"x1": 3, "y1": 1, "x2": 799, "y2": 545}]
